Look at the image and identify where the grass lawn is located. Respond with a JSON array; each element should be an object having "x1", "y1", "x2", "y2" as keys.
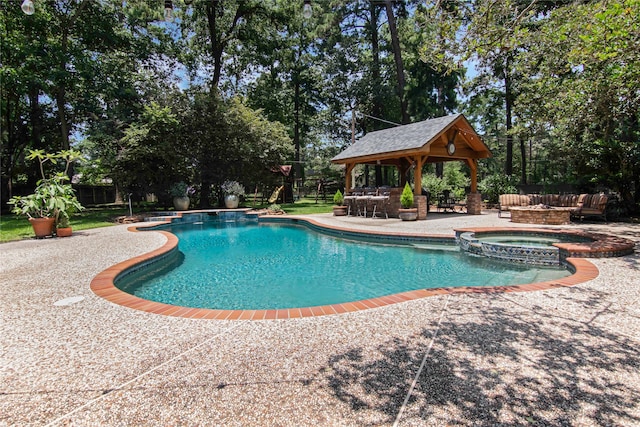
[
  {"x1": 0, "y1": 207, "x2": 129, "y2": 243},
  {"x1": 0, "y1": 197, "x2": 333, "y2": 243},
  {"x1": 271, "y1": 197, "x2": 333, "y2": 215}
]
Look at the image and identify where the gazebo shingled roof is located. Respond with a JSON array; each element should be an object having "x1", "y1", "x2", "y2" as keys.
[{"x1": 331, "y1": 113, "x2": 491, "y2": 195}]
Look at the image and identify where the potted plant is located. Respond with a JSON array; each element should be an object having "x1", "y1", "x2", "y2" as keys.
[
  {"x1": 8, "y1": 149, "x2": 84, "y2": 238},
  {"x1": 221, "y1": 180, "x2": 245, "y2": 209},
  {"x1": 398, "y1": 182, "x2": 417, "y2": 221},
  {"x1": 170, "y1": 182, "x2": 194, "y2": 210},
  {"x1": 55, "y1": 204, "x2": 77, "y2": 237},
  {"x1": 332, "y1": 189, "x2": 347, "y2": 216}
]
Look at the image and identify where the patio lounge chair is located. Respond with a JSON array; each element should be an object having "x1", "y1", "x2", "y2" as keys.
[{"x1": 572, "y1": 194, "x2": 608, "y2": 221}]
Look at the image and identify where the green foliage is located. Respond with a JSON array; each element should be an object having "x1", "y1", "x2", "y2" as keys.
[
  {"x1": 267, "y1": 204, "x2": 283, "y2": 214},
  {"x1": 181, "y1": 92, "x2": 292, "y2": 207},
  {"x1": 1, "y1": 0, "x2": 176, "y2": 198},
  {"x1": 422, "y1": 163, "x2": 469, "y2": 201},
  {"x1": 114, "y1": 102, "x2": 183, "y2": 202},
  {"x1": 221, "y1": 181, "x2": 245, "y2": 197},
  {"x1": 400, "y1": 183, "x2": 414, "y2": 209},
  {"x1": 3, "y1": 0, "x2": 639, "y2": 215},
  {"x1": 422, "y1": 174, "x2": 448, "y2": 203},
  {"x1": 8, "y1": 150, "x2": 84, "y2": 223},
  {"x1": 169, "y1": 182, "x2": 195, "y2": 198},
  {"x1": 333, "y1": 189, "x2": 344, "y2": 206},
  {"x1": 417, "y1": 0, "x2": 640, "y2": 212},
  {"x1": 515, "y1": 0, "x2": 640, "y2": 210},
  {"x1": 478, "y1": 174, "x2": 520, "y2": 205}
]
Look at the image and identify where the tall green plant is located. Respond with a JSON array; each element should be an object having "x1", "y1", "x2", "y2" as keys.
[
  {"x1": 400, "y1": 182, "x2": 414, "y2": 208},
  {"x1": 333, "y1": 189, "x2": 344, "y2": 206},
  {"x1": 8, "y1": 150, "x2": 84, "y2": 224}
]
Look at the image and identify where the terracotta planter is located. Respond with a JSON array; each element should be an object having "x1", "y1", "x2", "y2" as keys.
[
  {"x1": 173, "y1": 196, "x2": 190, "y2": 210},
  {"x1": 333, "y1": 205, "x2": 347, "y2": 216},
  {"x1": 56, "y1": 227, "x2": 72, "y2": 237},
  {"x1": 398, "y1": 208, "x2": 418, "y2": 221},
  {"x1": 29, "y1": 217, "x2": 55, "y2": 238},
  {"x1": 224, "y1": 194, "x2": 239, "y2": 209}
]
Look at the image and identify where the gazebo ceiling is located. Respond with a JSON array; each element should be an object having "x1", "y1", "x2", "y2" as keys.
[{"x1": 331, "y1": 113, "x2": 491, "y2": 165}]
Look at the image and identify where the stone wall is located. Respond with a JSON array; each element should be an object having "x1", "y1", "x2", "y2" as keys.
[
  {"x1": 466, "y1": 192, "x2": 482, "y2": 215},
  {"x1": 510, "y1": 208, "x2": 571, "y2": 225}
]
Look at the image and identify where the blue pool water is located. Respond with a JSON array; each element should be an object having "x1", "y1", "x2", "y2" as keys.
[{"x1": 116, "y1": 221, "x2": 571, "y2": 310}]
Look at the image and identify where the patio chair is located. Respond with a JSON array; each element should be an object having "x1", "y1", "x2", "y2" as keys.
[{"x1": 438, "y1": 190, "x2": 456, "y2": 213}]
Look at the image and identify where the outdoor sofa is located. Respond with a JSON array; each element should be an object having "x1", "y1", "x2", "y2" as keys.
[{"x1": 498, "y1": 193, "x2": 608, "y2": 221}]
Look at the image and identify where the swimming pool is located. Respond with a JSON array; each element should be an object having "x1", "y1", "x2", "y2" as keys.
[{"x1": 115, "y1": 220, "x2": 571, "y2": 310}]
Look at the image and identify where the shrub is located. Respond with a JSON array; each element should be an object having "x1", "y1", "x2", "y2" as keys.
[
  {"x1": 169, "y1": 182, "x2": 195, "y2": 197},
  {"x1": 422, "y1": 163, "x2": 470, "y2": 202},
  {"x1": 478, "y1": 174, "x2": 519, "y2": 204},
  {"x1": 422, "y1": 174, "x2": 448, "y2": 203},
  {"x1": 400, "y1": 183, "x2": 414, "y2": 208},
  {"x1": 333, "y1": 189, "x2": 344, "y2": 205}
]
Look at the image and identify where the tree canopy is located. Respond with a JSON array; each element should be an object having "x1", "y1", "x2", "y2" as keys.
[{"x1": 2, "y1": 0, "x2": 638, "y2": 213}]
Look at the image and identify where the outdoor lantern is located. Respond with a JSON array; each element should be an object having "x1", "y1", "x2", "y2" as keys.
[
  {"x1": 21, "y1": 0, "x2": 35, "y2": 15},
  {"x1": 164, "y1": 0, "x2": 173, "y2": 22},
  {"x1": 302, "y1": 0, "x2": 312, "y2": 19}
]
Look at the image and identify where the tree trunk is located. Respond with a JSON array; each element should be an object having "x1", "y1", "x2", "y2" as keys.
[
  {"x1": 4, "y1": 97, "x2": 15, "y2": 198},
  {"x1": 293, "y1": 73, "x2": 301, "y2": 184},
  {"x1": 56, "y1": 87, "x2": 70, "y2": 151},
  {"x1": 369, "y1": 1, "x2": 383, "y2": 186},
  {"x1": 370, "y1": 1, "x2": 383, "y2": 127},
  {"x1": 520, "y1": 137, "x2": 527, "y2": 184},
  {"x1": 56, "y1": 24, "x2": 71, "y2": 153},
  {"x1": 384, "y1": 0, "x2": 409, "y2": 125},
  {"x1": 504, "y1": 55, "x2": 514, "y2": 176},
  {"x1": 435, "y1": 82, "x2": 446, "y2": 178},
  {"x1": 206, "y1": 1, "x2": 224, "y2": 89}
]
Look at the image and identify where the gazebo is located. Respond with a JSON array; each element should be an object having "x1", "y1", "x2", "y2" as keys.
[{"x1": 331, "y1": 114, "x2": 491, "y2": 217}]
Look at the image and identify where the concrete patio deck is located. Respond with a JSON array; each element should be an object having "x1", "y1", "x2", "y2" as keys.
[{"x1": 1, "y1": 211, "x2": 639, "y2": 426}]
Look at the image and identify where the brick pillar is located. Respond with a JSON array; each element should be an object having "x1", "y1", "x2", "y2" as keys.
[
  {"x1": 416, "y1": 195, "x2": 427, "y2": 220},
  {"x1": 466, "y1": 192, "x2": 482, "y2": 215}
]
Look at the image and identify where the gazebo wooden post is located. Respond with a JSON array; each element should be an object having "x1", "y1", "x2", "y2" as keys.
[
  {"x1": 465, "y1": 158, "x2": 482, "y2": 214},
  {"x1": 465, "y1": 158, "x2": 478, "y2": 192},
  {"x1": 414, "y1": 155, "x2": 427, "y2": 219},
  {"x1": 413, "y1": 155, "x2": 425, "y2": 196},
  {"x1": 345, "y1": 163, "x2": 355, "y2": 192}
]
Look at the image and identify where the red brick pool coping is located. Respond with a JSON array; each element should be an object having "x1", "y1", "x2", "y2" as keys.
[{"x1": 90, "y1": 217, "x2": 634, "y2": 320}]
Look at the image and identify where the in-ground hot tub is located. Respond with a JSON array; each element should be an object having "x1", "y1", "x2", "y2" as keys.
[{"x1": 457, "y1": 230, "x2": 593, "y2": 266}]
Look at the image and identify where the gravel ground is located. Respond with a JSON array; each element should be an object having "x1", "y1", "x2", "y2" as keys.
[{"x1": 1, "y1": 211, "x2": 639, "y2": 426}]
